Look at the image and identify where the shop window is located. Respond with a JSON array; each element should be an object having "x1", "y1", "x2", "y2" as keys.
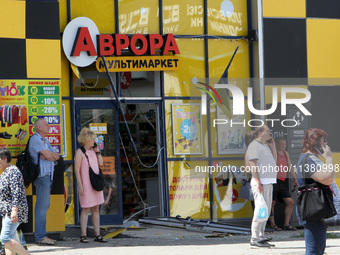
[
  {"x1": 163, "y1": 0, "x2": 204, "y2": 35},
  {"x1": 74, "y1": 63, "x2": 160, "y2": 98},
  {"x1": 207, "y1": 0, "x2": 248, "y2": 36},
  {"x1": 73, "y1": 64, "x2": 116, "y2": 97},
  {"x1": 120, "y1": 71, "x2": 160, "y2": 97},
  {"x1": 118, "y1": 0, "x2": 159, "y2": 34}
]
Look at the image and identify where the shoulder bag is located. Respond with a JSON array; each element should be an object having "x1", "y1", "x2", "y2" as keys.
[
  {"x1": 296, "y1": 154, "x2": 336, "y2": 221},
  {"x1": 321, "y1": 181, "x2": 340, "y2": 226},
  {"x1": 80, "y1": 147, "x2": 104, "y2": 191}
]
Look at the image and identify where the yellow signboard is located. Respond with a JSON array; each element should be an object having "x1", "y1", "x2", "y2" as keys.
[
  {"x1": 0, "y1": 80, "x2": 62, "y2": 156},
  {"x1": 89, "y1": 123, "x2": 107, "y2": 134},
  {"x1": 96, "y1": 56, "x2": 180, "y2": 72}
]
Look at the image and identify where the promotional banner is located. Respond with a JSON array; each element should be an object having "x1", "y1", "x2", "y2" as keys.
[
  {"x1": 172, "y1": 103, "x2": 202, "y2": 155},
  {"x1": 168, "y1": 161, "x2": 210, "y2": 219},
  {"x1": 0, "y1": 80, "x2": 62, "y2": 156}
]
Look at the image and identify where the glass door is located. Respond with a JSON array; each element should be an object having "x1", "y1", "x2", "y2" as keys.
[{"x1": 75, "y1": 100, "x2": 122, "y2": 225}]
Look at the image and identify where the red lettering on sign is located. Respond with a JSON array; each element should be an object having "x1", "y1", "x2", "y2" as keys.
[
  {"x1": 129, "y1": 34, "x2": 148, "y2": 55},
  {"x1": 71, "y1": 28, "x2": 180, "y2": 57},
  {"x1": 147, "y1": 34, "x2": 163, "y2": 55},
  {"x1": 71, "y1": 27, "x2": 97, "y2": 56},
  {"x1": 97, "y1": 34, "x2": 114, "y2": 56},
  {"x1": 115, "y1": 34, "x2": 129, "y2": 55},
  {"x1": 162, "y1": 34, "x2": 180, "y2": 55}
]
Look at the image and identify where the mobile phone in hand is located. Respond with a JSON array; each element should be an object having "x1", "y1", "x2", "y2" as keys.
[
  {"x1": 314, "y1": 142, "x2": 324, "y2": 155},
  {"x1": 93, "y1": 142, "x2": 98, "y2": 149}
]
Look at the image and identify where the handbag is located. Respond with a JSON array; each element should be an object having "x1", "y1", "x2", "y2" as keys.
[
  {"x1": 80, "y1": 147, "x2": 104, "y2": 191},
  {"x1": 322, "y1": 181, "x2": 340, "y2": 226},
  {"x1": 296, "y1": 154, "x2": 336, "y2": 221}
]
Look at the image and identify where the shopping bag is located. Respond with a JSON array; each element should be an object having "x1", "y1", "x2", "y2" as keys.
[
  {"x1": 322, "y1": 181, "x2": 340, "y2": 226},
  {"x1": 239, "y1": 178, "x2": 253, "y2": 201},
  {"x1": 253, "y1": 193, "x2": 268, "y2": 222},
  {"x1": 220, "y1": 174, "x2": 234, "y2": 210}
]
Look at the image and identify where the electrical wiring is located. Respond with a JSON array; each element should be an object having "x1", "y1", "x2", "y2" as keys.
[{"x1": 119, "y1": 133, "x2": 146, "y2": 207}]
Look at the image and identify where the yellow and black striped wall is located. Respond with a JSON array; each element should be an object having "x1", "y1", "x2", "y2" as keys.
[
  {"x1": 262, "y1": 0, "x2": 340, "y2": 166},
  {"x1": 0, "y1": 0, "x2": 65, "y2": 233}
]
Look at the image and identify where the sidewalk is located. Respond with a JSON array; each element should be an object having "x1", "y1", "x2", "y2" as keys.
[{"x1": 26, "y1": 224, "x2": 340, "y2": 255}]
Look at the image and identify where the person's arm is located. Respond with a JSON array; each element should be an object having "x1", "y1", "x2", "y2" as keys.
[
  {"x1": 40, "y1": 149, "x2": 59, "y2": 161},
  {"x1": 286, "y1": 151, "x2": 298, "y2": 188},
  {"x1": 104, "y1": 187, "x2": 113, "y2": 206},
  {"x1": 310, "y1": 145, "x2": 335, "y2": 185},
  {"x1": 244, "y1": 150, "x2": 252, "y2": 174},
  {"x1": 74, "y1": 149, "x2": 84, "y2": 195},
  {"x1": 9, "y1": 170, "x2": 24, "y2": 223},
  {"x1": 94, "y1": 148, "x2": 103, "y2": 167},
  {"x1": 249, "y1": 159, "x2": 262, "y2": 193},
  {"x1": 11, "y1": 207, "x2": 19, "y2": 223},
  {"x1": 268, "y1": 139, "x2": 277, "y2": 162}
]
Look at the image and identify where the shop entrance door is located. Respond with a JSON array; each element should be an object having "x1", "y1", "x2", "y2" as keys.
[
  {"x1": 119, "y1": 102, "x2": 162, "y2": 218},
  {"x1": 75, "y1": 100, "x2": 122, "y2": 225}
]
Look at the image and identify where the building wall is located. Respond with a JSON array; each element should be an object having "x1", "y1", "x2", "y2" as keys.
[
  {"x1": 262, "y1": 0, "x2": 340, "y2": 169},
  {"x1": 0, "y1": 0, "x2": 64, "y2": 232}
]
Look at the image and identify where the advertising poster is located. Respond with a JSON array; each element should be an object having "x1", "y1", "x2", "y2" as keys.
[
  {"x1": 217, "y1": 106, "x2": 246, "y2": 155},
  {"x1": 172, "y1": 103, "x2": 202, "y2": 155},
  {"x1": 168, "y1": 161, "x2": 210, "y2": 219},
  {"x1": 0, "y1": 80, "x2": 62, "y2": 156},
  {"x1": 212, "y1": 161, "x2": 252, "y2": 218}
]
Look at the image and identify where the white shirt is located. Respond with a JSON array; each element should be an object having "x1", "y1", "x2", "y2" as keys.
[{"x1": 248, "y1": 139, "x2": 277, "y2": 184}]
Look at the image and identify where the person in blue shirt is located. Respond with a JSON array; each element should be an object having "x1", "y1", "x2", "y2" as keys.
[
  {"x1": 29, "y1": 119, "x2": 59, "y2": 245},
  {"x1": 296, "y1": 128, "x2": 335, "y2": 255}
]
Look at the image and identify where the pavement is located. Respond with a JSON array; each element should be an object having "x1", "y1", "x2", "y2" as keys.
[{"x1": 26, "y1": 224, "x2": 340, "y2": 255}]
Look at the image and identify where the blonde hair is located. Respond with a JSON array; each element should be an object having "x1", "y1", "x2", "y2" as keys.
[{"x1": 77, "y1": 127, "x2": 96, "y2": 146}]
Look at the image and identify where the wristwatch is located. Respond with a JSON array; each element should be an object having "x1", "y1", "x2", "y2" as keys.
[{"x1": 96, "y1": 151, "x2": 101, "y2": 155}]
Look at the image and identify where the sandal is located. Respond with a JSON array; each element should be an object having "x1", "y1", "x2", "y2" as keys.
[
  {"x1": 283, "y1": 225, "x2": 297, "y2": 231},
  {"x1": 80, "y1": 236, "x2": 89, "y2": 243},
  {"x1": 270, "y1": 225, "x2": 282, "y2": 231},
  {"x1": 36, "y1": 237, "x2": 57, "y2": 245},
  {"x1": 94, "y1": 235, "x2": 107, "y2": 243}
]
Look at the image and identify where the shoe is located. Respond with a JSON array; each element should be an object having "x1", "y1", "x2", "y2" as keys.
[
  {"x1": 269, "y1": 225, "x2": 282, "y2": 231},
  {"x1": 283, "y1": 225, "x2": 297, "y2": 231},
  {"x1": 18, "y1": 130, "x2": 27, "y2": 141},
  {"x1": 35, "y1": 237, "x2": 56, "y2": 245},
  {"x1": 15, "y1": 128, "x2": 22, "y2": 138},
  {"x1": 259, "y1": 236, "x2": 272, "y2": 242},
  {"x1": 250, "y1": 241, "x2": 271, "y2": 248},
  {"x1": 0, "y1": 132, "x2": 12, "y2": 139},
  {"x1": 80, "y1": 236, "x2": 89, "y2": 243},
  {"x1": 262, "y1": 241, "x2": 275, "y2": 247},
  {"x1": 94, "y1": 235, "x2": 107, "y2": 243}
]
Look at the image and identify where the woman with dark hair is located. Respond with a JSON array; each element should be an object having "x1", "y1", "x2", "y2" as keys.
[
  {"x1": 0, "y1": 147, "x2": 29, "y2": 255},
  {"x1": 296, "y1": 128, "x2": 335, "y2": 255}
]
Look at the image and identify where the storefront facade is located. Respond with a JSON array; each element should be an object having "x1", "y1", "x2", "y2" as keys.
[{"x1": 1, "y1": 0, "x2": 340, "y2": 233}]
